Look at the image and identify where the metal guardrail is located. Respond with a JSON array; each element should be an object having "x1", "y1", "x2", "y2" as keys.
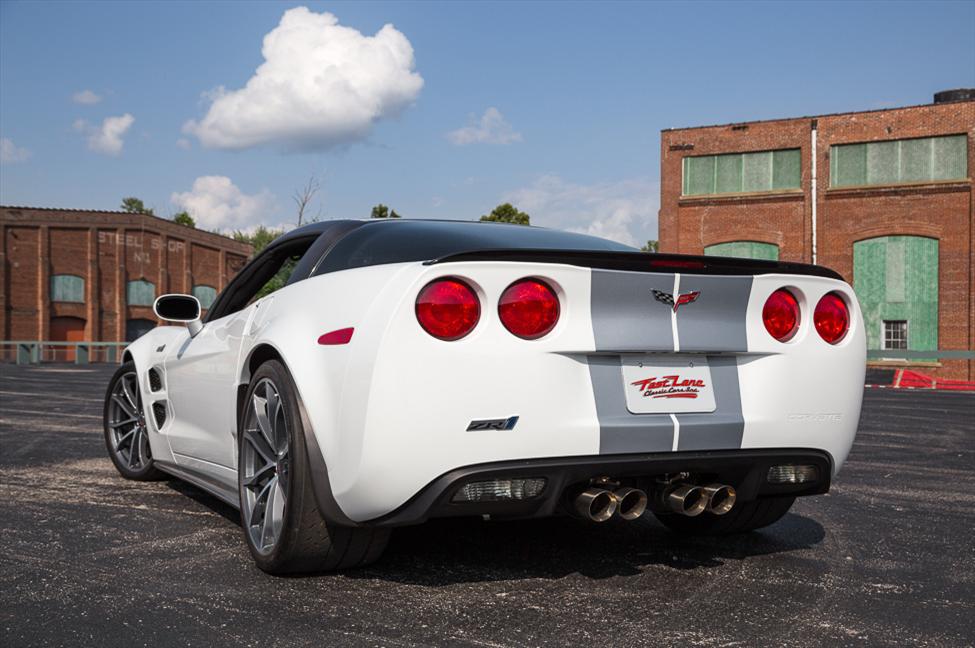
[
  {"x1": 866, "y1": 350, "x2": 975, "y2": 360},
  {"x1": 0, "y1": 341, "x2": 128, "y2": 365}
]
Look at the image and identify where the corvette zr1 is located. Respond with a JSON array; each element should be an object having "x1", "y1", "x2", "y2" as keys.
[{"x1": 104, "y1": 219, "x2": 865, "y2": 574}]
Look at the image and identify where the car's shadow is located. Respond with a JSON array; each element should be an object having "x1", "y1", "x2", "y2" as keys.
[
  {"x1": 168, "y1": 478, "x2": 825, "y2": 583},
  {"x1": 356, "y1": 513, "x2": 825, "y2": 584}
]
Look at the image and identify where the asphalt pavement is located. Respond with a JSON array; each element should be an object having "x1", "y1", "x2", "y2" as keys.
[{"x1": 1, "y1": 364, "x2": 973, "y2": 647}]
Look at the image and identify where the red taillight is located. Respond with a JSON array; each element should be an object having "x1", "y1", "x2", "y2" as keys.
[
  {"x1": 762, "y1": 288, "x2": 800, "y2": 342},
  {"x1": 814, "y1": 292, "x2": 849, "y2": 344},
  {"x1": 498, "y1": 279, "x2": 560, "y2": 339},
  {"x1": 415, "y1": 278, "x2": 480, "y2": 340}
]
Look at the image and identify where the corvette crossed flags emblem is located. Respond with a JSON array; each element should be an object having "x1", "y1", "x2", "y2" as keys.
[{"x1": 652, "y1": 289, "x2": 701, "y2": 313}]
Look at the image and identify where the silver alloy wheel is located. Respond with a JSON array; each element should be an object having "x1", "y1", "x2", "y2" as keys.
[
  {"x1": 107, "y1": 371, "x2": 152, "y2": 470},
  {"x1": 241, "y1": 378, "x2": 290, "y2": 556}
]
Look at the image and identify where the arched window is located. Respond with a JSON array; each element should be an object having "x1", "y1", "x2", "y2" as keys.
[
  {"x1": 704, "y1": 241, "x2": 779, "y2": 261},
  {"x1": 126, "y1": 279, "x2": 156, "y2": 306},
  {"x1": 50, "y1": 274, "x2": 85, "y2": 303},
  {"x1": 192, "y1": 285, "x2": 218, "y2": 310},
  {"x1": 853, "y1": 236, "x2": 938, "y2": 356}
]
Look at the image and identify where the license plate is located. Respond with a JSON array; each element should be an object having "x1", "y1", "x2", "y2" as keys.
[{"x1": 620, "y1": 355, "x2": 716, "y2": 414}]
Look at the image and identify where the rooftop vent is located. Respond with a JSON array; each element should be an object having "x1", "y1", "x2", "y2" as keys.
[{"x1": 933, "y1": 88, "x2": 975, "y2": 104}]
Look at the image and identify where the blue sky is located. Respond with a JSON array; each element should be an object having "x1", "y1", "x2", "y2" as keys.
[{"x1": 1, "y1": 0, "x2": 973, "y2": 246}]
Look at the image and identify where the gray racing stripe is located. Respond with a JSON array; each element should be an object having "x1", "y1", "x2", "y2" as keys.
[
  {"x1": 675, "y1": 355, "x2": 744, "y2": 450},
  {"x1": 588, "y1": 354, "x2": 675, "y2": 454},
  {"x1": 675, "y1": 275, "x2": 752, "y2": 352},
  {"x1": 591, "y1": 270, "x2": 674, "y2": 352}
]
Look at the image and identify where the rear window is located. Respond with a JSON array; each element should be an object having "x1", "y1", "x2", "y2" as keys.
[{"x1": 312, "y1": 220, "x2": 635, "y2": 275}]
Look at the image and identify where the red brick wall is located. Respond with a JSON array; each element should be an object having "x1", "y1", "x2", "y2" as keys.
[
  {"x1": 659, "y1": 99, "x2": 975, "y2": 380},
  {"x1": 0, "y1": 208, "x2": 253, "y2": 344}
]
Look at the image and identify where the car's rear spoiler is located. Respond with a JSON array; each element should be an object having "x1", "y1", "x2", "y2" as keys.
[{"x1": 424, "y1": 249, "x2": 844, "y2": 280}]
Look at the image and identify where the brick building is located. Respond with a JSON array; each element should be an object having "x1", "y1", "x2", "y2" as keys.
[
  {"x1": 0, "y1": 207, "x2": 252, "y2": 354},
  {"x1": 659, "y1": 91, "x2": 974, "y2": 380}
]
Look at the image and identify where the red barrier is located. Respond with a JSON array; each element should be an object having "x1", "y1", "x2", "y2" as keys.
[{"x1": 891, "y1": 369, "x2": 975, "y2": 392}]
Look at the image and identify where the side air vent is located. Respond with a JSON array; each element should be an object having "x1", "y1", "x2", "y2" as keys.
[
  {"x1": 152, "y1": 402, "x2": 168, "y2": 428},
  {"x1": 148, "y1": 367, "x2": 163, "y2": 392}
]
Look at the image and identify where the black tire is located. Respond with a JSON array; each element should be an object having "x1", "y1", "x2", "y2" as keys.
[
  {"x1": 238, "y1": 359, "x2": 389, "y2": 574},
  {"x1": 654, "y1": 496, "x2": 796, "y2": 536},
  {"x1": 103, "y1": 361, "x2": 166, "y2": 481}
]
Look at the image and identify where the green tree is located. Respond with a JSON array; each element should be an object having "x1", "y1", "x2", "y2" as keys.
[
  {"x1": 121, "y1": 197, "x2": 154, "y2": 215},
  {"x1": 173, "y1": 211, "x2": 195, "y2": 228},
  {"x1": 233, "y1": 226, "x2": 293, "y2": 300},
  {"x1": 641, "y1": 240, "x2": 659, "y2": 253},
  {"x1": 370, "y1": 204, "x2": 401, "y2": 219},
  {"x1": 480, "y1": 203, "x2": 529, "y2": 225}
]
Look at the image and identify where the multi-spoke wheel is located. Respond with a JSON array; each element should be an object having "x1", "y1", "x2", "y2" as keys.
[
  {"x1": 103, "y1": 362, "x2": 164, "y2": 481},
  {"x1": 238, "y1": 360, "x2": 390, "y2": 574},
  {"x1": 241, "y1": 378, "x2": 290, "y2": 555}
]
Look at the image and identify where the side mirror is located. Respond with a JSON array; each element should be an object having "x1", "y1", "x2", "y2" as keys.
[{"x1": 153, "y1": 294, "x2": 203, "y2": 337}]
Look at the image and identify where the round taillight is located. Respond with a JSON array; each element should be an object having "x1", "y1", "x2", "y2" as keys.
[
  {"x1": 762, "y1": 288, "x2": 800, "y2": 342},
  {"x1": 498, "y1": 279, "x2": 560, "y2": 340},
  {"x1": 814, "y1": 292, "x2": 849, "y2": 344},
  {"x1": 415, "y1": 278, "x2": 480, "y2": 340}
]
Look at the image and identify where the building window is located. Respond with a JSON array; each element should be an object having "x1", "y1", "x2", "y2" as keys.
[
  {"x1": 126, "y1": 318, "x2": 156, "y2": 342},
  {"x1": 126, "y1": 279, "x2": 156, "y2": 306},
  {"x1": 50, "y1": 274, "x2": 85, "y2": 303},
  {"x1": 192, "y1": 285, "x2": 217, "y2": 310},
  {"x1": 704, "y1": 241, "x2": 780, "y2": 261},
  {"x1": 830, "y1": 134, "x2": 967, "y2": 188},
  {"x1": 882, "y1": 320, "x2": 908, "y2": 351},
  {"x1": 853, "y1": 236, "x2": 938, "y2": 358},
  {"x1": 683, "y1": 149, "x2": 801, "y2": 196}
]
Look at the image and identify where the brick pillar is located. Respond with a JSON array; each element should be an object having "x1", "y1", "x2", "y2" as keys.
[
  {"x1": 38, "y1": 225, "x2": 49, "y2": 341},
  {"x1": 116, "y1": 228, "x2": 125, "y2": 342},
  {"x1": 88, "y1": 227, "x2": 98, "y2": 341},
  {"x1": 0, "y1": 224, "x2": 7, "y2": 340}
]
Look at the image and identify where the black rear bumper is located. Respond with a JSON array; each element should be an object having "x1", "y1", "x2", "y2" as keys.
[{"x1": 367, "y1": 448, "x2": 833, "y2": 527}]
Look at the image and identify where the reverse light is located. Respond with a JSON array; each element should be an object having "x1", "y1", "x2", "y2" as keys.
[
  {"x1": 415, "y1": 277, "x2": 480, "y2": 340},
  {"x1": 762, "y1": 288, "x2": 800, "y2": 342},
  {"x1": 498, "y1": 279, "x2": 560, "y2": 340},
  {"x1": 814, "y1": 292, "x2": 850, "y2": 344},
  {"x1": 767, "y1": 464, "x2": 819, "y2": 485},
  {"x1": 451, "y1": 478, "x2": 547, "y2": 503}
]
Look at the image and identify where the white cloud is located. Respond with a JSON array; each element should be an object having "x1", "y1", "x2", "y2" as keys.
[
  {"x1": 183, "y1": 7, "x2": 424, "y2": 151},
  {"x1": 0, "y1": 138, "x2": 31, "y2": 164},
  {"x1": 176, "y1": 138, "x2": 192, "y2": 150},
  {"x1": 74, "y1": 113, "x2": 135, "y2": 155},
  {"x1": 503, "y1": 174, "x2": 659, "y2": 247},
  {"x1": 171, "y1": 176, "x2": 276, "y2": 232},
  {"x1": 72, "y1": 89, "x2": 102, "y2": 105},
  {"x1": 446, "y1": 107, "x2": 522, "y2": 145}
]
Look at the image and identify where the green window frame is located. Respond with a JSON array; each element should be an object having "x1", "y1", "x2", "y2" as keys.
[
  {"x1": 704, "y1": 241, "x2": 780, "y2": 261},
  {"x1": 126, "y1": 279, "x2": 156, "y2": 306},
  {"x1": 853, "y1": 236, "x2": 938, "y2": 358},
  {"x1": 192, "y1": 285, "x2": 218, "y2": 310},
  {"x1": 830, "y1": 134, "x2": 967, "y2": 188},
  {"x1": 683, "y1": 149, "x2": 801, "y2": 196},
  {"x1": 50, "y1": 274, "x2": 85, "y2": 303}
]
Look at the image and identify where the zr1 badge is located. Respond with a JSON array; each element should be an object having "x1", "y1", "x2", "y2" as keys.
[{"x1": 620, "y1": 355, "x2": 716, "y2": 415}]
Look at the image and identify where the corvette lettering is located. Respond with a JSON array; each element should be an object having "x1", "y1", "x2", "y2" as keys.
[{"x1": 630, "y1": 374, "x2": 706, "y2": 399}]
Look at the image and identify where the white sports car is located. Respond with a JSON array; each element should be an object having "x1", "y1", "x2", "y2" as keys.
[{"x1": 104, "y1": 219, "x2": 865, "y2": 574}]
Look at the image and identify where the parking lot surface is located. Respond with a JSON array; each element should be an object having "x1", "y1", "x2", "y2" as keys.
[{"x1": 1, "y1": 364, "x2": 973, "y2": 647}]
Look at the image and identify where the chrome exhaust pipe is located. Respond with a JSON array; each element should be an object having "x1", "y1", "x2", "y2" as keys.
[
  {"x1": 701, "y1": 483, "x2": 736, "y2": 515},
  {"x1": 614, "y1": 488, "x2": 648, "y2": 521},
  {"x1": 574, "y1": 488, "x2": 618, "y2": 522},
  {"x1": 665, "y1": 484, "x2": 708, "y2": 517}
]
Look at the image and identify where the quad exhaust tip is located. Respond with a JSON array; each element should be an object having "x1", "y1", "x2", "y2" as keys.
[
  {"x1": 665, "y1": 483, "x2": 737, "y2": 516},
  {"x1": 575, "y1": 488, "x2": 617, "y2": 522},
  {"x1": 614, "y1": 487, "x2": 648, "y2": 521}
]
